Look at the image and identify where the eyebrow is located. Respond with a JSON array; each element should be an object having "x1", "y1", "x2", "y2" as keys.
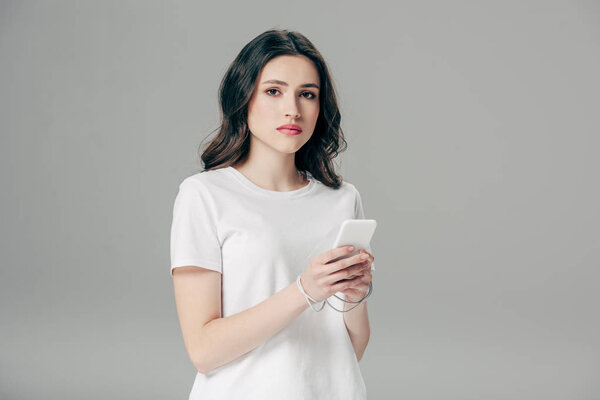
[{"x1": 260, "y1": 79, "x2": 320, "y2": 89}]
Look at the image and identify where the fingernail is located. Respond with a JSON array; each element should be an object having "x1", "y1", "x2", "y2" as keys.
[{"x1": 348, "y1": 246, "x2": 354, "y2": 251}]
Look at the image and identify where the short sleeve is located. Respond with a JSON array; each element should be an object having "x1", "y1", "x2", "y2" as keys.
[
  {"x1": 354, "y1": 185, "x2": 376, "y2": 271},
  {"x1": 170, "y1": 179, "x2": 223, "y2": 276}
]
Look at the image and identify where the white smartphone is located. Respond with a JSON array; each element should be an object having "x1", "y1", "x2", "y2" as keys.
[{"x1": 329, "y1": 219, "x2": 377, "y2": 272}]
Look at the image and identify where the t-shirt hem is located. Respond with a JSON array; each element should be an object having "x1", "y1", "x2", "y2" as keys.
[{"x1": 170, "y1": 260, "x2": 222, "y2": 276}]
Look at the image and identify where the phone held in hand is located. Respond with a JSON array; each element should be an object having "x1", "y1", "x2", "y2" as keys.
[{"x1": 328, "y1": 219, "x2": 377, "y2": 270}]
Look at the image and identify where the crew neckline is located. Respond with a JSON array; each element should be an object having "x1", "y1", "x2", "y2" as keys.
[{"x1": 224, "y1": 166, "x2": 316, "y2": 198}]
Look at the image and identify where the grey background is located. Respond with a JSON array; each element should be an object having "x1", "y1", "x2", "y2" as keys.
[{"x1": 1, "y1": 1, "x2": 598, "y2": 399}]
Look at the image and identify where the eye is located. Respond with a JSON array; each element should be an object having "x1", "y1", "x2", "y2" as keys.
[
  {"x1": 301, "y1": 91, "x2": 317, "y2": 99},
  {"x1": 265, "y1": 88, "x2": 280, "y2": 96}
]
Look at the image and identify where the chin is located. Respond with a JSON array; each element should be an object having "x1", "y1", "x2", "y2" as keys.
[
  {"x1": 278, "y1": 146, "x2": 302, "y2": 155},
  {"x1": 274, "y1": 138, "x2": 306, "y2": 152}
]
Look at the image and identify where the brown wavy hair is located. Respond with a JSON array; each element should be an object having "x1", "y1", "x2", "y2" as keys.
[{"x1": 197, "y1": 29, "x2": 348, "y2": 189}]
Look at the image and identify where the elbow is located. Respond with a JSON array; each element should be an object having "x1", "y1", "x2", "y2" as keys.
[
  {"x1": 192, "y1": 321, "x2": 219, "y2": 375},
  {"x1": 193, "y1": 356, "x2": 210, "y2": 375},
  {"x1": 191, "y1": 347, "x2": 212, "y2": 375},
  {"x1": 191, "y1": 326, "x2": 219, "y2": 374}
]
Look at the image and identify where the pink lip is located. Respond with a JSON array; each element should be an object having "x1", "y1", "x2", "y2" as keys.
[
  {"x1": 277, "y1": 124, "x2": 302, "y2": 132},
  {"x1": 278, "y1": 128, "x2": 302, "y2": 135}
]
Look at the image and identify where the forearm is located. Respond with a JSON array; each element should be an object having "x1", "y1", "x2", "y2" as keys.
[
  {"x1": 343, "y1": 300, "x2": 371, "y2": 362},
  {"x1": 196, "y1": 281, "x2": 309, "y2": 374}
]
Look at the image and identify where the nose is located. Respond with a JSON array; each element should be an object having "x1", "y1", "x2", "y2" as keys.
[{"x1": 285, "y1": 99, "x2": 301, "y2": 119}]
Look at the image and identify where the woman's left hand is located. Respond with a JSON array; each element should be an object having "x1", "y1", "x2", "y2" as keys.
[{"x1": 340, "y1": 249, "x2": 374, "y2": 303}]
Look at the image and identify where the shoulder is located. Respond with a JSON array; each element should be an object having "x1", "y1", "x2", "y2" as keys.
[
  {"x1": 337, "y1": 180, "x2": 366, "y2": 210},
  {"x1": 312, "y1": 176, "x2": 361, "y2": 198},
  {"x1": 339, "y1": 180, "x2": 360, "y2": 197},
  {"x1": 178, "y1": 168, "x2": 229, "y2": 192}
]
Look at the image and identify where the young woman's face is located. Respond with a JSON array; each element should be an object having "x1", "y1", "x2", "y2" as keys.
[{"x1": 246, "y1": 55, "x2": 321, "y2": 155}]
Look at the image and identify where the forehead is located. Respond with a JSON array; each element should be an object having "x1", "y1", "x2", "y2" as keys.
[{"x1": 258, "y1": 55, "x2": 320, "y2": 86}]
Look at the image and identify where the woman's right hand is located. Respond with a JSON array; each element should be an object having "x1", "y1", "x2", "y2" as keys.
[{"x1": 299, "y1": 246, "x2": 372, "y2": 302}]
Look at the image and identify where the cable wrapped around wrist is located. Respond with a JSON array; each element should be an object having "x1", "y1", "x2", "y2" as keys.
[
  {"x1": 296, "y1": 275, "x2": 326, "y2": 311},
  {"x1": 296, "y1": 274, "x2": 373, "y2": 313}
]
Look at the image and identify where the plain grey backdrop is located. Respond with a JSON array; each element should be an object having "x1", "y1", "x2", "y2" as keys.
[{"x1": 1, "y1": 1, "x2": 599, "y2": 399}]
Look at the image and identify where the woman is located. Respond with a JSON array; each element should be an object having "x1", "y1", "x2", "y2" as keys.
[{"x1": 170, "y1": 29, "x2": 375, "y2": 399}]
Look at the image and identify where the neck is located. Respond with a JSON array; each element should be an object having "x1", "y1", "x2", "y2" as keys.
[
  {"x1": 232, "y1": 159, "x2": 307, "y2": 192},
  {"x1": 231, "y1": 134, "x2": 310, "y2": 192}
]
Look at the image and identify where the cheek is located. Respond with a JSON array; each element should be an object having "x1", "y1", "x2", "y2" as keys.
[
  {"x1": 248, "y1": 97, "x2": 276, "y2": 126},
  {"x1": 304, "y1": 103, "x2": 320, "y2": 123}
]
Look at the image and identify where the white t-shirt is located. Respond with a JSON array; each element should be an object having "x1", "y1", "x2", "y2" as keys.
[{"x1": 170, "y1": 166, "x2": 373, "y2": 400}]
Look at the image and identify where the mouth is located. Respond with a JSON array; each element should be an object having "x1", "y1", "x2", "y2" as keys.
[
  {"x1": 277, "y1": 124, "x2": 302, "y2": 135},
  {"x1": 277, "y1": 128, "x2": 302, "y2": 135}
]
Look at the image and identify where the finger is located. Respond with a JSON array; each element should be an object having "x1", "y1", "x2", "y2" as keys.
[
  {"x1": 328, "y1": 259, "x2": 370, "y2": 284},
  {"x1": 357, "y1": 271, "x2": 371, "y2": 285},
  {"x1": 357, "y1": 254, "x2": 372, "y2": 268},
  {"x1": 351, "y1": 271, "x2": 372, "y2": 285},
  {"x1": 346, "y1": 279, "x2": 370, "y2": 293},
  {"x1": 360, "y1": 249, "x2": 374, "y2": 263},
  {"x1": 339, "y1": 266, "x2": 370, "y2": 282},
  {"x1": 327, "y1": 252, "x2": 370, "y2": 275},
  {"x1": 321, "y1": 245, "x2": 355, "y2": 265},
  {"x1": 355, "y1": 262, "x2": 372, "y2": 275},
  {"x1": 331, "y1": 274, "x2": 363, "y2": 293}
]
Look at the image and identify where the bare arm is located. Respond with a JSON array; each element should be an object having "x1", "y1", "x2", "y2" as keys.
[
  {"x1": 343, "y1": 249, "x2": 374, "y2": 362},
  {"x1": 343, "y1": 301, "x2": 370, "y2": 362},
  {"x1": 173, "y1": 266, "x2": 309, "y2": 374},
  {"x1": 172, "y1": 247, "x2": 370, "y2": 374},
  {"x1": 198, "y1": 281, "x2": 310, "y2": 373}
]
